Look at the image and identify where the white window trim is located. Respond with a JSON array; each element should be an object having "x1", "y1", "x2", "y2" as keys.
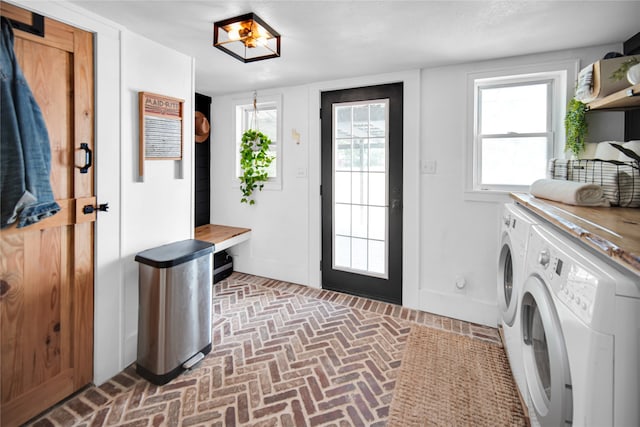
[
  {"x1": 465, "y1": 59, "x2": 579, "y2": 201},
  {"x1": 233, "y1": 93, "x2": 283, "y2": 190}
]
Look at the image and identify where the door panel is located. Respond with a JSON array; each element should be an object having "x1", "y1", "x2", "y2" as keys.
[
  {"x1": 321, "y1": 83, "x2": 403, "y2": 304},
  {"x1": 0, "y1": 4, "x2": 94, "y2": 425}
]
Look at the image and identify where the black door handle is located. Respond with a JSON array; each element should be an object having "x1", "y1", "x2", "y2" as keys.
[{"x1": 79, "y1": 143, "x2": 92, "y2": 174}]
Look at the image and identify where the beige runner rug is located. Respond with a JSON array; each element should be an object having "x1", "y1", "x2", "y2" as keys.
[{"x1": 388, "y1": 324, "x2": 528, "y2": 426}]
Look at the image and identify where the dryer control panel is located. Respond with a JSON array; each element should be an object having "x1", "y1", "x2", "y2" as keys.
[
  {"x1": 527, "y1": 226, "x2": 616, "y2": 333},
  {"x1": 557, "y1": 262, "x2": 597, "y2": 325}
]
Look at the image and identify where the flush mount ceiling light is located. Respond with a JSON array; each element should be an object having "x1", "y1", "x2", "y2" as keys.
[{"x1": 213, "y1": 13, "x2": 281, "y2": 63}]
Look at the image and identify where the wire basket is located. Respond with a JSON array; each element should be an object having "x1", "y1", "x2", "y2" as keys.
[{"x1": 547, "y1": 158, "x2": 640, "y2": 207}]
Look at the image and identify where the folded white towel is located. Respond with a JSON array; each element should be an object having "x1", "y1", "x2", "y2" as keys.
[
  {"x1": 575, "y1": 64, "x2": 595, "y2": 102},
  {"x1": 530, "y1": 179, "x2": 610, "y2": 206}
]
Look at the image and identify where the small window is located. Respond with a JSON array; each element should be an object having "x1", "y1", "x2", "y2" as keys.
[
  {"x1": 468, "y1": 64, "x2": 572, "y2": 194},
  {"x1": 477, "y1": 79, "x2": 552, "y2": 189},
  {"x1": 234, "y1": 94, "x2": 282, "y2": 189}
]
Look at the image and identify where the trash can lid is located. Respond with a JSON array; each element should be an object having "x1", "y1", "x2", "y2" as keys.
[{"x1": 135, "y1": 239, "x2": 214, "y2": 268}]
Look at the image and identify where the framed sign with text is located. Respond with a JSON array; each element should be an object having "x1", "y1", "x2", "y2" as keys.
[{"x1": 139, "y1": 92, "x2": 184, "y2": 176}]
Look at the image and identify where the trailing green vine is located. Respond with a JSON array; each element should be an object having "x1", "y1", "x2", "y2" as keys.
[
  {"x1": 564, "y1": 98, "x2": 588, "y2": 157},
  {"x1": 610, "y1": 57, "x2": 640, "y2": 81},
  {"x1": 239, "y1": 129, "x2": 274, "y2": 205}
]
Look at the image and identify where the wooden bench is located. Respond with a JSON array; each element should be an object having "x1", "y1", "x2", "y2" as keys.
[{"x1": 194, "y1": 224, "x2": 251, "y2": 253}]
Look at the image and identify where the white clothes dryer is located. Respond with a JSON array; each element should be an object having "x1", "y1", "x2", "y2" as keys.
[
  {"x1": 497, "y1": 203, "x2": 539, "y2": 397},
  {"x1": 520, "y1": 224, "x2": 640, "y2": 426}
]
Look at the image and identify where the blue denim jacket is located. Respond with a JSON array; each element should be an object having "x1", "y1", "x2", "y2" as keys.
[{"x1": 1, "y1": 17, "x2": 60, "y2": 228}]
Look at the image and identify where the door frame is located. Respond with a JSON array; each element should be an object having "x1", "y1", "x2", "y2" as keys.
[
  {"x1": 320, "y1": 83, "x2": 404, "y2": 303},
  {"x1": 306, "y1": 70, "x2": 422, "y2": 309}
]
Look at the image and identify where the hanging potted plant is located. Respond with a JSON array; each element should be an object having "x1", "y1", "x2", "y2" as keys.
[
  {"x1": 564, "y1": 98, "x2": 588, "y2": 158},
  {"x1": 239, "y1": 128, "x2": 274, "y2": 205}
]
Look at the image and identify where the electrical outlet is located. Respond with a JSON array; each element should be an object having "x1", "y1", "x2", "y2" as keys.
[{"x1": 421, "y1": 160, "x2": 437, "y2": 174}]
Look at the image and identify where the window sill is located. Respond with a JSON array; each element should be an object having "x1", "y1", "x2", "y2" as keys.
[
  {"x1": 463, "y1": 189, "x2": 519, "y2": 203},
  {"x1": 232, "y1": 179, "x2": 282, "y2": 191}
]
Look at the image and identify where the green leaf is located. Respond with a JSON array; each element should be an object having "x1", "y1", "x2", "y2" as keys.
[
  {"x1": 237, "y1": 128, "x2": 274, "y2": 205},
  {"x1": 564, "y1": 99, "x2": 588, "y2": 157}
]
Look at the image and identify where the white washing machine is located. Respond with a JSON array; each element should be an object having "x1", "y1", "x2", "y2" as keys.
[
  {"x1": 520, "y1": 224, "x2": 640, "y2": 426},
  {"x1": 497, "y1": 203, "x2": 539, "y2": 398}
]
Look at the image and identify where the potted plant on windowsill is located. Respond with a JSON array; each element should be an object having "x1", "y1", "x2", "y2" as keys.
[
  {"x1": 564, "y1": 98, "x2": 589, "y2": 158},
  {"x1": 239, "y1": 129, "x2": 274, "y2": 205}
]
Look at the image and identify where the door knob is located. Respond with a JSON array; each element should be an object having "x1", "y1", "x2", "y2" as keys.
[{"x1": 538, "y1": 250, "x2": 550, "y2": 268}]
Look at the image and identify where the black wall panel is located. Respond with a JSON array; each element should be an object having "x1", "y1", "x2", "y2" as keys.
[
  {"x1": 624, "y1": 32, "x2": 640, "y2": 141},
  {"x1": 195, "y1": 93, "x2": 212, "y2": 227}
]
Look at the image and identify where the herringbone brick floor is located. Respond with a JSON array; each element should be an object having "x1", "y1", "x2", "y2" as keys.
[{"x1": 27, "y1": 273, "x2": 502, "y2": 427}]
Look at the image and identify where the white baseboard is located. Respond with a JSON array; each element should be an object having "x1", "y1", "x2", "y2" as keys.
[{"x1": 419, "y1": 288, "x2": 498, "y2": 327}]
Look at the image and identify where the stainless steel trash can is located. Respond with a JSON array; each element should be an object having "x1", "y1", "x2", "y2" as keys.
[{"x1": 134, "y1": 239, "x2": 214, "y2": 385}]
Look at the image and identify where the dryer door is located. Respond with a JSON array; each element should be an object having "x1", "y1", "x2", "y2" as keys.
[
  {"x1": 521, "y1": 275, "x2": 573, "y2": 426},
  {"x1": 498, "y1": 234, "x2": 517, "y2": 325}
]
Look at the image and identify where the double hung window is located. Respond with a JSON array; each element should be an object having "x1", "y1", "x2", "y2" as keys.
[{"x1": 469, "y1": 64, "x2": 573, "y2": 194}]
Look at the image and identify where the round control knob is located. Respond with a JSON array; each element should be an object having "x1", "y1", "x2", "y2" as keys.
[
  {"x1": 575, "y1": 296, "x2": 581, "y2": 305},
  {"x1": 503, "y1": 215, "x2": 511, "y2": 226},
  {"x1": 538, "y1": 250, "x2": 550, "y2": 268},
  {"x1": 582, "y1": 302, "x2": 587, "y2": 310}
]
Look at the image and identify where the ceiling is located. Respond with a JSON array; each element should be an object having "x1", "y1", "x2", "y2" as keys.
[{"x1": 67, "y1": 1, "x2": 640, "y2": 97}]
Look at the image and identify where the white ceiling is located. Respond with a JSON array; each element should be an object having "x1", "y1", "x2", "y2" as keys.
[{"x1": 68, "y1": 1, "x2": 640, "y2": 97}]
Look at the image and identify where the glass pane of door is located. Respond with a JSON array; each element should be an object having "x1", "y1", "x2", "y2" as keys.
[{"x1": 332, "y1": 100, "x2": 389, "y2": 278}]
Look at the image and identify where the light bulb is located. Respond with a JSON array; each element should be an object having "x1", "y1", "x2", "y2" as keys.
[{"x1": 227, "y1": 29, "x2": 240, "y2": 40}]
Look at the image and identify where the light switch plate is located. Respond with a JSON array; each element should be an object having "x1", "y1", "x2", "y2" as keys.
[{"x1": 421, "y1": 160, "x2": 437, "y2": 174}]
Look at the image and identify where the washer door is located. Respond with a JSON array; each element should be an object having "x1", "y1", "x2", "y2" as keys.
[
  {"x1": 521, "y1": 275, "x2": 573, "y2": 426},
  {"x1": 498, "y1": 234, "x2": 517, "y2": 326}
]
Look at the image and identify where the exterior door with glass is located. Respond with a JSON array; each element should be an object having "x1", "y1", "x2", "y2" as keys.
[{"x1": 320, "y1": 83, "x2": 403, "y2": 304}]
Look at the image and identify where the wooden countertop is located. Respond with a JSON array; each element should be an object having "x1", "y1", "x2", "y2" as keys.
[
  {"x1": 511, "y1": 193, "x2": 640, "y2": 277},
  {"x1": 194, "y1": 224, "x2": 251, "y2": 253}
]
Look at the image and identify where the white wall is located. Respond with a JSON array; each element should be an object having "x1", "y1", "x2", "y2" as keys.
[
  {"x1": 210, "y1": 45, "x2": 624, "y2": 328},
  {"x1": 210, "y1": 70, "x2": 422, "y2": 309},
  {"x1": 210, "y1": 86, "x2": 310, "y2": 284},
  {"x1": 11, "y1": 0, "x2": 195, "y2": 384},
  {"x1": 120, "y1": 32, "x2": 195, "y2": 364},
  {"x1": 419, "y1": 45, "x2": 624, "y2": 326}
]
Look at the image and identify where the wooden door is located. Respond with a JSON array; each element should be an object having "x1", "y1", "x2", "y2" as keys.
[{"x1": 0, "y1": 4, "x2": 95, "y2": 426}]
